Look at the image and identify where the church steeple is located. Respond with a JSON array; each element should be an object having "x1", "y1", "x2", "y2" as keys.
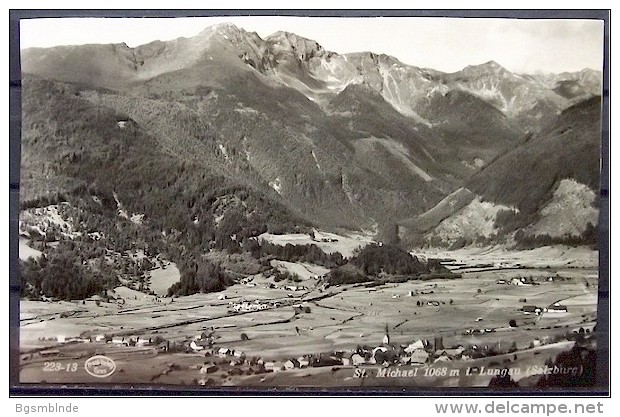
[{"x1": 383, "y1": 323, "x2": 390, "y2": 345}]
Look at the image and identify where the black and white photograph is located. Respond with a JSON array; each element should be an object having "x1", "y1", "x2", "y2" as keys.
[{"x1": 11, "y1": 11, "x2": 608, "y2": 392}]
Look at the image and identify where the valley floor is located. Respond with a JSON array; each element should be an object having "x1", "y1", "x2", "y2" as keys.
[{"x1": 18, "y1": 246, "x2": 599, "y2": 389}]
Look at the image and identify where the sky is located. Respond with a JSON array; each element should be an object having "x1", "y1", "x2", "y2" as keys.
[{"x1": 19, "y1": 16, "x2": 604, "y2": 74}]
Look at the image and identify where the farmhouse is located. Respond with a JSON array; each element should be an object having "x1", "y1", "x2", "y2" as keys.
[
  {"x1": 233, "y1": 350, "x2": 245, "y2": 359},
  {"x1": 218, "y1": 347, "x2": 231, "y2": 357},
  {"x1": 546, "y1": 304, "x2": 568, "y2": 313},
  {"x1": 136, "y1": 337, "x2": 152, "y2": 346},
  {"x1": 265, "y1": 362, "x2": 284, "y2": 373},
  {"x1": 190, "y1": 341, "x2": 204, "y2": 351},
  {"x1": 522, "y1": 305, "x2": 542, "y2": 315},
  {"x1": 200, "y1": 365, "x2": 218, "y2": 374},
  {"x1": 40, "y1": 349, "x2": 61, "y2": 357},
  {"x1": 284, "y1": 359, "x2": 300, "y2": 370},
  {"x1": 112, "y1": 337, "x2": 128, "y2": 346}
]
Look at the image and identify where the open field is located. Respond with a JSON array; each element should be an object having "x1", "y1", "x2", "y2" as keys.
[
  {"x1": 417, "y1": 245, "x2": 598, "y2": 270},
  {"x1": 147, "y1": 263, "x2": 181, "y2": 296},
  {"x1": 19, "y1": 237, "x2": 43, "y2": 261},
  {"x1": 257, "y1": 230, "x2": 374, "y2": 257},
  {"x1": 19, "y1": 247, "x2": 598, "y2": 388}
]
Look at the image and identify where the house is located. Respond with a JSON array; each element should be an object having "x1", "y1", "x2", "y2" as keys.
[
  {"x1": 351, "y1": 353, "x2": 366, "y2": 366},
  {"x1": 444, "y1": 346, "x2": 465, "y2": 356},
  {"x1": 40, "y1": 349, "x2": 60, "y2": 357},
  {"x1": 194, "y1": 331, "x2": 210, "y2": 341},
  {"x1": 136, "y1": 337, "x2": 152, "y2": 347},
  {"x1": 200, "y1": 365, "x2": 218, "y2": 374},
  {"x1": 57, "y1": 335, "x2": 66, "y2": 344},
  {"x1": 112, "y1": 337, "x2": 127, "y2": 346},
  {"x1": 496, "y1": 280, "x2": 506, "y2": 284},
  {"x1": 218, "y1": 348, "x2": 231, "y2": 357},
  {"x1": 409, "y1": 349, "x2": 430, "y2": 364},
  {"x1": 190, "y1": 341, "x2": 204, "y2": 351},
  {"x1": 404, "y1": 339, "x2": 426, "y2": 353},
  {"x1": 157, "y1": 341, "x2": 169, "y2": 352},
  {"x1": 522, "y1": 305, "x2": 542, "y2": 315},
  {"x1": 264, "y1": 362, "x2": 284, "y2": 373},
  {"x1": 95, "y1": 334, "x2": 106, "y2": 343},
  {"x1": 341, "y1": 352, "x2": 355, "y2": 366},
  {"x1": 372, "y1": 346, "x2": 388, "y2": 360},
  {"x1": 233, "y1": 350, "x2": 244, "y2": 359},
  {"x1": 202, "y1": 348, "x2": 215, "y2": 356},
  {"x1": 546, "y1": 304, "x2": 568, "y2": 313},
  {"x1": 297, "y1": 356, "x2": 310, "y2": 368},
  {"x1": 434, "y1": 355, "x2": 451, "y2": 363},
  {"x1": 217, "y1": 294, "x2": 227, "y2": 300},
  {"x1": 284, "y1": 359, "x2": 300, "y2": 370}
]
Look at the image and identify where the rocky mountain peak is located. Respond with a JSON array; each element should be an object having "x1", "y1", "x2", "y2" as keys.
[
  {"x1": 460, "y1": 60, "x2": 510, "y2": 77},
  {"x1": 266, "y1": 30, "x2": 327, "y2": 61}
]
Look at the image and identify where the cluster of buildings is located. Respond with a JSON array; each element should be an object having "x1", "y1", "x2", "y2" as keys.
[
  {"x1": 229, "y1": 300, "x2": 271, "y2": 313},
  {"x1": 51, "y1": 334, "x2": 158, "y2": 348},
  {"x1": 522, "y1": 303, "x2": 568, "y2": 316},
  {"x1": 496, "y1": 277, "x2": 540, "y2": 286}
]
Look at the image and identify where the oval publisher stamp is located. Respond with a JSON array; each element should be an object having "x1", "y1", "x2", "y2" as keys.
[{"x1": 84, "y1": 355, "x2": 116, "y2": 378}]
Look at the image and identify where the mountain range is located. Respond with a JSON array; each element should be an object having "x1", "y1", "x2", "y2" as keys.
[{"x1": 20, "y1": 22, "x2": 602, "y2": 248}]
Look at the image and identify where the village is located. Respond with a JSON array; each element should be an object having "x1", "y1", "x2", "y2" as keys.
[
  {"x1": 23, "y1": 310, "x2": 595, "y2": 387},
  {"x1": 18, "y1": 214, "x2": 599, "y2": 387},
  {"x1": 21, "y1": 263, "x2": 596, "y2": 387}
]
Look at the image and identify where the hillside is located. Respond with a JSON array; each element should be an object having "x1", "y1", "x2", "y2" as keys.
[
  {"x1": 403, "y1": 96, "x2": 601, "y2": 248},
  {"x1": 20, "y1": 22, "x2": 602, "y2": 256}
]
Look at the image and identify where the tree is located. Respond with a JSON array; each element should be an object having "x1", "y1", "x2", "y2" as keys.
[{"x1": 509, "y1": 319, "x2": 517, "y2": 328}]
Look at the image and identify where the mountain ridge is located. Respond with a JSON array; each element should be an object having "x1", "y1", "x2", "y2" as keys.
[
  {"x1": 21, "y1": 22, "x2": 601, "y2": 123},
  {"x1": 20, "y1": 22, "x2": 602, "y2": 250}
]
